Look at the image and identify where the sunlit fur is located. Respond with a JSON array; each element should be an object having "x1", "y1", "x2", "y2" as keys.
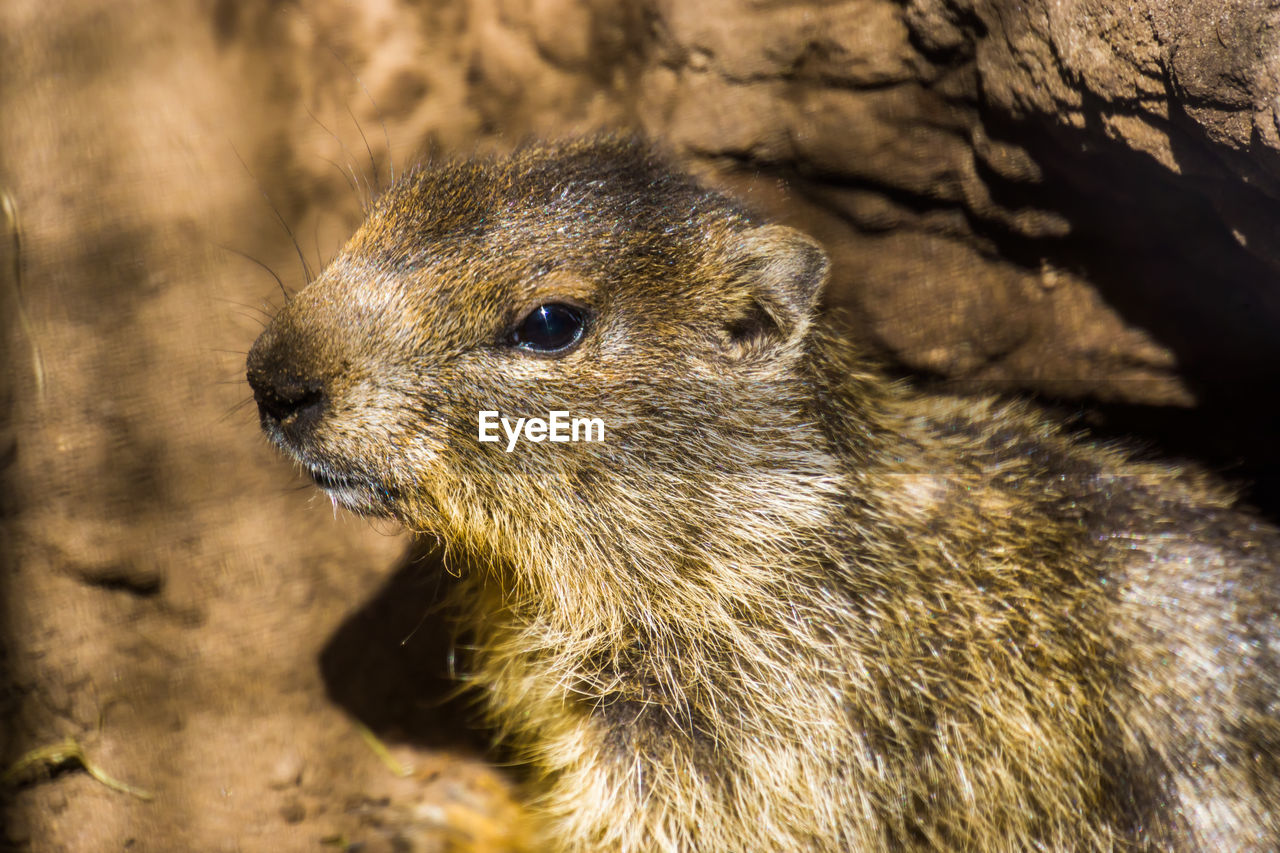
[{"x1": 247, "y1": 138, "x2": 1280, "y2": 851}]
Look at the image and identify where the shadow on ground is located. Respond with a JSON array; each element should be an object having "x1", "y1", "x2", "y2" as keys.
[{"x1": 320, "y1": 539, "x2": 490, "y2": 752}]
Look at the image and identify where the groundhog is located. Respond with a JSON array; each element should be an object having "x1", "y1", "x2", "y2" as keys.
[{"x1": 246, "y1": 137, "x2": 1280, "y2": 851}]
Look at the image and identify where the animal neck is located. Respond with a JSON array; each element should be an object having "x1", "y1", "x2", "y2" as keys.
[{"x1": 477, "y1": 361, "x2": 882, "y2": 648}]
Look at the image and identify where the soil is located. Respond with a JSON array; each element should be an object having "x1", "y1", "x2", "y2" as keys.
[{"x1": 3, "y1": 0, "x2": 1278, "y2": 850}]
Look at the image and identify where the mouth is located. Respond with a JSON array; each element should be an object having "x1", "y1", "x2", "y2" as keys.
[
  {"x1": 299, "y1": 459, "x2": 397, "y2": 516},
  {"x1": 258, "y1": 421, "x2": 399, "y2": 516}
]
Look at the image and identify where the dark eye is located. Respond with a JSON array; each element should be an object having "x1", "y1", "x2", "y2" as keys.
[{"x1": 508, "y1": 303, "x2": 586, "y2": 353}]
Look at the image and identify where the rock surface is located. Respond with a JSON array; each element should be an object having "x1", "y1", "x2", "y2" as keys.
[{"x1": 3, "y1": 0, "x2": 1278, "y2": 850}]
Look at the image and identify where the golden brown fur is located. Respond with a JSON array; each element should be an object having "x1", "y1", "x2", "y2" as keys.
[{"x1": 247, "y1": 138, "x2": 1280, "y2": 851}]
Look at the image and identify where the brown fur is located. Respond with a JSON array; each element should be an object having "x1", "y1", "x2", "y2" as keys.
[{"x1": 247, "y1": 138, "x2": 1280, "y2": 851}]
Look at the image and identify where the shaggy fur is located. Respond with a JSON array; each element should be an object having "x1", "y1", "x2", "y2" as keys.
[{"x1": 247, "y1": 138, "x2": 1280, "y2": 851}]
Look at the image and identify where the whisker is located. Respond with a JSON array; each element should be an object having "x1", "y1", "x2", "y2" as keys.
[
  {"x1": 312, "y1": 217, "x2": 326, "y2": 280},
  {"x1": 219, "y1": 395, "x2": 258, "y2": 423},
  {"x1": 344, "y1": 101, "x2": 380, "y2": 196},
  {"x1": 304, "y1": 102, "x2": 370, "y2": 208},
  {"x1": 287, "y1": 2, "x2": 395, "y2": 193},
  {"x1": 217, "y1": 243, "x2": 292, "y2": 302},
  {"x1": 230, "y1": 145, "x2": 313, "y2": 287},
  {"x1": 214, "y1": 295, "x2": 275, "y2": 323}
]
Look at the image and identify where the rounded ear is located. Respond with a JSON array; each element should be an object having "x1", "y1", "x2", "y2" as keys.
[{"x1": 725, "y1": 225, "x2": 830, "y2": 345}]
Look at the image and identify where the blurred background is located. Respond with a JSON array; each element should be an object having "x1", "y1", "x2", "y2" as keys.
[{"x1": 3, "y1": 0, "x2": 1280, "y2": 849}]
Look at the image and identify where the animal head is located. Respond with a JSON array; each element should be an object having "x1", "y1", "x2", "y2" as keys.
[{"x1": 246, "y1": 138, "x2": 831, "y2": 573}]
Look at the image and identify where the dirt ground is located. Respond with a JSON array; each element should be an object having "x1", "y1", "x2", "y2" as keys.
[
  {"x1": 0, "y1": 3, "x2": 524, "y2": 850},
  {"x1": 3, "y1": 1, "x2": 1280, "y2": 851}
]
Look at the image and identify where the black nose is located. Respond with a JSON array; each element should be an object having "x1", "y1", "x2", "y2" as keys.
[
  {"x1": 246, "y1": 336, "x2": 328, "y2": 437},
  {"x1": 249, "y1": 372, "x2": 326, "y2": 430}
]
